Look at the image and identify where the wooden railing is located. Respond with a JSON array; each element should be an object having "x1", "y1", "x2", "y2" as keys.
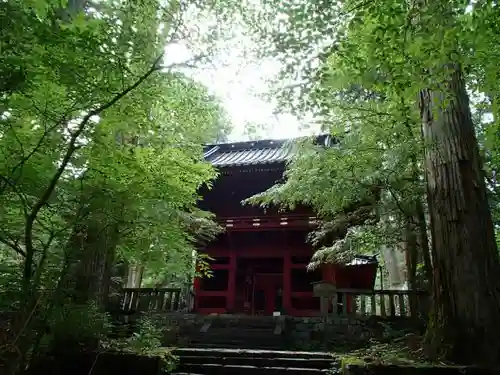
[
  {"x1": 118, "y1": 287, "x2": 429, "y2": 318},
  {"x1": 326, "y1": 288, "x2": 430, "y2": 318},
  {"x1": 120, "y1": 287, "x2": 195, "y2": 313}
]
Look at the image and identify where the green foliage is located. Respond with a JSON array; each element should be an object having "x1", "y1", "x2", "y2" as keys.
[
  {"x1": 241, "y1": 0, "x2": 500, "y2": 363},
  {"x1": 52, "y1": 301, "x2": 112, "y2": 343},
  {"x1": 123, "y1": 318, "x2": 164, "y2": 354},
  {"x1": 38, "y1": 301, "x2": 113, "y2": 354},
  {"x1": 241, "y1": 0, "x2": 432, "y2": 263},
  {"x1": 338, "y1": 339, "x2": 433, "y2": 369},
  {"x1": 0, "y1": 0, "x2": 240, "y2": 371},
  {"x1": 0, "y1": 248, "x2": 23, "y2": 309},
  {"x1": 245, "y1": 112, "x2": 422, "y2": 263},
  {"x1": 0, "y1": 0, "x2": 229, "y2": 291},
  {"x1": 104, "y1": 317, "x2": 178, "y2": 373},
  {"x1": 243, "y1": 0, "x2": 500, "y2": 266}
]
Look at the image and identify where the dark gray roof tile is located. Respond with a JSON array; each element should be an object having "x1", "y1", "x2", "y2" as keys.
[{"x1": 203, "y1": 135, "x2": 332, "y2": 168}]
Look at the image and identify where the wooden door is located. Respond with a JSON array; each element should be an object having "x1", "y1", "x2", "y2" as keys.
[{"x1": 253, "y1": 273, "x2": 283, "y2": 315}]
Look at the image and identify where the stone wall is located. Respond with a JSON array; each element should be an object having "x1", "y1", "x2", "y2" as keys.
[
  {"x1": 285, "y1": 315, "x2": 424, "y2": 351},
  {"x1": 142, "y1": 313, "x2": 202, "y2": 346},
  {"x1": 141, "y1": 312, "x2": 424, "y2": 350}
]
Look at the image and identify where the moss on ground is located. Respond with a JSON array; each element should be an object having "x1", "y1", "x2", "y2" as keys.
[{"x1": 333, "y1": 334, "x2": 452, "y2": 370}]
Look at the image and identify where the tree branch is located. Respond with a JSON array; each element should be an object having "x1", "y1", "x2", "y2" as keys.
[
  {"x1": 31, "y1": 230, "x2": 56, "y2": 290},
  {"x1": 0, "y1": 236, "x2": 26, "y2": 257},
  {"x1": 0, "y1": 99, "x2": 81, "y2": 195},
  {"x1": 161, "y1": 53, "x2": 210, "y2": 71},
  {"x1": 23, "y1": 53, "x2": 165, "y2": 284},
  {"x1": 0, "y1": 176, "x2": 29, "y2": 220},
  {"x1": 386, "y1": 184, "x2": 413, "y2": 220}
]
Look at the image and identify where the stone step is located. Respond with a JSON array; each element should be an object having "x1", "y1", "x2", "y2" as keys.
[
  {"x1": 208, "y1": 322, "x2": 278, "y2": 329},
  {"x1": 173, "y1": 348, "x2": 335, "y2": 375},
  {"x1": 184, "y1": 328, "x2": 280, "y2": 337},
  {"x1": 204, "y1": 324, "x2": 278, "y2": 332},
  {"x1": 186, "y1": 339, "x2": 286, "y2": 348},
  {"x1": 188, "y1": 333, "x2": 284, "y2": 342},
  {"x1": 185, "y1": 330, "x2": 286, "y2": 346},
  {"x1": 205, "y1": 317, "x2": 280, "y2": 329},
  {"x1": 174, "y1": 348, "x2": 333, "y2": 360},
  {"x1": 176, "y1": 363, "x2": 330, "y2": 375},
  {"x1": 190, "y1": 343, "x2": 285, "y2": 350},
  {"x1": 180, "y1": 355, "x2": 332, "y2": 369},
  {"x1": 187, "y1": 343, "x2": 287, "y2": 351},
  {"x1": 189, "y1": 325, "x2": 278, "y2": 332}
]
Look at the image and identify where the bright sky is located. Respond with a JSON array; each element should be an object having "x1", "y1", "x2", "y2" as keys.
[
  {"x1": 196, "y1": 56, "x2": 304, "y2": 142},
  {"x1": 162, "y1": 3, "x2": 485, "y2": 143},
  {"x1": 164, "y1": 29, "x2": 317, "y2": 142}
]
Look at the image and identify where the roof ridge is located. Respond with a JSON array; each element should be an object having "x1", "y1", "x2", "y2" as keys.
[{"x1": 203, "y1": 134, "x2": 333, "y2": 168}]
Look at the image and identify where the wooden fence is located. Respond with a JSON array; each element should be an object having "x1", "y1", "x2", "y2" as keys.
[
  {"x1": 327, "y1": 288, "x2": 430, "y2": 318},
  {"x1": 120, "y1": 287, "x2": 194, "y2": 313},
  {"x1": 118, "y1": 287, "x2": 429, "y2": 318}
]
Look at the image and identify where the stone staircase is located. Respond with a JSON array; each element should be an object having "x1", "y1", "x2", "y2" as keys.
[
  {"x1": 172, "y1": 348, "x2": 335, "y2": 375},
  {"x1": 182, "y1": 315, "x2": 288, "y2": 350}
]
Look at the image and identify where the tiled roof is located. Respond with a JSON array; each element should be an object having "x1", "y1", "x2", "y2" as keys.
[{"x1": 203, "y1": 135, "x2": 332, "y2": 168}]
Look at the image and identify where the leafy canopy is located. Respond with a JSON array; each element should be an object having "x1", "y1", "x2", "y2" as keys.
[{"x1": 0, "y1": 0, "x2": 236, "y2": 298}]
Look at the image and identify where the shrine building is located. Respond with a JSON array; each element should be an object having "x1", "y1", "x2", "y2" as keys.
[{"x1": 193, "y1": 136, "x2": 378, "y2": 316}]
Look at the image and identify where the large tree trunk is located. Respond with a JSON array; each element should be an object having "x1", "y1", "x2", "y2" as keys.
[
  {"x1": 65, "y1": 219, "x2": 119, "y2": 306},
  {"x1": 420, "y1": 63, "x2": 500, "y2": 364},
  {"x1": 414, "y1": 199, "x2": 433, "y2": 287},
  {"x1": 381, "y1": 244, "x2": 404, "y2": 288},
  {"x1": 48, "y1": 219, "x2": 119, "y2": 355},
  {"x1": 403, "y1": 217, "x2": 419, "y2": 291},
  {"x1": 404, "y1": 206, "x2": 432, "y2": 317},
  {"x1": 125, "y1": 264, "x2": 144, "y2": 288}
]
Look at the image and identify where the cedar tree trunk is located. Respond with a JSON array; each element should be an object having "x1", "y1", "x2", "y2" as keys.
[{"x1": 420, "y1": 63, "x2": 500, "y2": 365}]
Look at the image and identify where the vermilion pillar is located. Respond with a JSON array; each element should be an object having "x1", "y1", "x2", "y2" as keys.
[
  {"x1": 193, "y1": 263, "x2": 201, "y2": 312},
  {"x1": 321, "y1": 263, "x2": 336, "y2": 283},
  {"x1": 226, "y1": 252, "x2": 237, "y2": 312},
  {"x1": 283, "y1": 253, "x2": 291, "y2": 313}
]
